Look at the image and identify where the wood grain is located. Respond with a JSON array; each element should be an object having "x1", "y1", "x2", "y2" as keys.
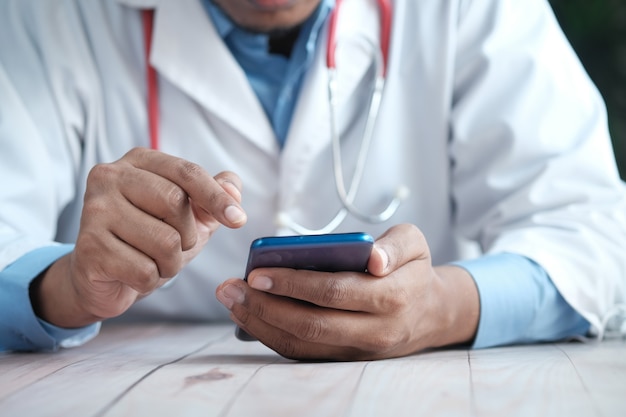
[
  {"x1": 469, "y1": 344, "x2": 599, "y2": 417},
  {"x1": 1, "y1": 323, "x2": 624, "y2": 417},
  {"x1": 0, "y1": 323, "x2": 230, "y2": 417},
  {"x1": 348, "y1": 349, "x2": 473, "y2": 417}
]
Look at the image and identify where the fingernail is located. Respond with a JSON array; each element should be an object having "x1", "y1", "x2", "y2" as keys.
[
  {"x1": 377, "y1": 246, "x2": 389, "y2": 273},
  {"x1": 224, "y1": 205, "x2": 247, "y2": 225},
  {"x1": 217, "y1": 284, "x2": 245, "y2": 309},
  {"x1": 250, "y1": 275, "x2": 273, "y2": 291}
]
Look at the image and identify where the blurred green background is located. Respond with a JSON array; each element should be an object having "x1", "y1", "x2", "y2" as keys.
[{"x1": 549, "y1": 0, "x2": 625, "y2": 180}]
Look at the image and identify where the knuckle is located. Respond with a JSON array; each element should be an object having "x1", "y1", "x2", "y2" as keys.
[
  {"x1": 281, "y1": 278, "x2": 298, "y2": 299},
  {"x1": 144, "y1": 225, "x2": 184, "y2": 277},
  {"x1": 295, "y1": 316, "x2": 326, "y2": 342},
  {"x1": 402, "y1": 223, "x2": 423, "y2": 239},
  {"x1": 206, "y1": 188, "x2": 230, "y2": 208},
  {"x1": 216, "y1": 171, "x2": 242, "y2": 190},
  {"x1": 176, "y1": 160, "x2": 204, "y2": 184},
  {"x1": 160, "y1": 228, "x2": 183, "y2": 254},
  {"x1": 214, "y1": 170, "x2": 236, "y2": 182},
  {"x1": 86, "y1": 163, "x2": 119, "y2": 187},
  {"x1": 82, "y1": 197, "x2": 110, "y2": 220},
  {"x1": 124, "y1": 147, "x2": 146, "y2": 160},
  {"x1": 235, "y1": 305, "x2": 253, "y2": 328},
  {"x1": 155, "y1": 252, "x2": 183, "y2": 279},
  {"x1": 246, "y1": 295, "x2": 268, "y2": 323},
  {"x1": 379, "y1": 286, "x2": 410, "y2": 314},
  {"x1": 273, "y1": 337, "x2": 301, "y2": 360},
  {"x1": 164, "y1": 186, "x2": 189, "y2": 212},
  {"x1": 320, "y1": 279, "x2": 349, "y2": 305},
  {"x1": 384, "y1": 223, "x2": 429, "y2": 262},
  {"x1": 132, "y1": 263, "x2": 160, "y2": 294},
  {"x1": 135, "y1": 260, "x2": 158, "y2": 281},
  {"x1": 364, "y1": 327, "x2": 404, "y2": 354},
  {"x1": 401, "y1": 223, "x2": 430, "y2": 258}
]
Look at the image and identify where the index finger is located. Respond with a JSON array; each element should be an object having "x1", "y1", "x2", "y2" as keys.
[
  {"x1": 247, "y1": 268, "x2": 384, "y2": 313},
  {"x1": 125, "y1": 148, "x2": 247, "y2": 228}
]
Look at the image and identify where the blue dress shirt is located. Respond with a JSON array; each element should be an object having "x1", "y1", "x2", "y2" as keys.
[
  {"x1": 0, "y1": 0, "x2": 589, "y2": 352},
  {"x1": 0, "y1": 245, "x2": 99, "y2": 352}
]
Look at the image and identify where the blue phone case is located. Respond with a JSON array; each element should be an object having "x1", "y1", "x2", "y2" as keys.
[
  {"x1": 244, "y1": 232, "x2": 374, "y2": 277},
  {"x1": 236, "y1": 232, "x2": 374, "y2": 341}
]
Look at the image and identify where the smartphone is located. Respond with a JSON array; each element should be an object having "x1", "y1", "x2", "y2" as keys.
[{"x1": 235, "y1": 232, "x2": 374, "y2": 341}]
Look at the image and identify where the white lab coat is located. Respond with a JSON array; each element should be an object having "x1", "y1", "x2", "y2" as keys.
[{"x1": 0, "y1": 0, "x2": 625, "y2": 335}]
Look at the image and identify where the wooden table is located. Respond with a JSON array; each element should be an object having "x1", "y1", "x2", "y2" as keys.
[{"x1": 1, "y1": 322, "x2": 624, "y2": 417}]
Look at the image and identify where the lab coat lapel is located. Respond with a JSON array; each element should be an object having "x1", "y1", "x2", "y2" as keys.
[
  {"x1": 285, "y1": 0, "x2": 382, "y2": 153},
  {"x1": 283, "y1": 0, "x2": 382, "y2": 185},
  {"x1": 148, "y1": 0, "x2": 277, "y2": 154}
]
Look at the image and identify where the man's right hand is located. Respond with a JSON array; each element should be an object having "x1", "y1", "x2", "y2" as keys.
[{"x1": 30, "y1": 147, "x2": 247, "y2": 328}]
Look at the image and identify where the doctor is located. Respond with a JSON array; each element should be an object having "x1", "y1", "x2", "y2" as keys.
[{"x1": 0, "y1": 0, "x2": 625, "y2": 360}]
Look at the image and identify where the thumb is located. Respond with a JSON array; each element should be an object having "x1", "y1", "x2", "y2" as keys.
[
  {"x1": 367, "y1": 224, "x2": 430, "y2": 277},
  {"x1": 368, "y1": 245, "x2": 390, "y2": 277}
]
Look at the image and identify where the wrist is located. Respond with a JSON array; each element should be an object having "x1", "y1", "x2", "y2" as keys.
[
  {"x1": 30, "y1": 254, "x2": 100, "y2": 328},
  {"x1": 430, "y1": 265, "x2": 480, "y2": 348}
]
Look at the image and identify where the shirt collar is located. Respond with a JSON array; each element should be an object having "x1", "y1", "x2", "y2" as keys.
[
  {"x1": 202, "y1": 1, "x2": 236, "y2": 39},
  {"x1": 202, "y1": 0, "x2": 335, "y2": 41}
]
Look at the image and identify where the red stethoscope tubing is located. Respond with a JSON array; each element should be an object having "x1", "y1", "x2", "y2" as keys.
[
  {"x1": 326, "y1": 0, "x2": 392, "y2": 76},
  {"x1": 143, "y1": 10, "x2": 159, "y2": 150},
  {"x1": 141, "y1": 1, "x2": 392, "y2": 151}
]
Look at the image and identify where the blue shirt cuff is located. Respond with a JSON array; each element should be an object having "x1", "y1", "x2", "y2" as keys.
[
  {"x1": 0, "y1": 245, "x2": 100, "y2": 352},
  {"x1": 454, "y1": 253, "x2": 590, "y2": 349}
]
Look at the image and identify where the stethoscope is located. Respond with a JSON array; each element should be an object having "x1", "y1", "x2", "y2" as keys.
[{"x1": 142, "y1": 0, "x2": 408, "y2": 235}]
